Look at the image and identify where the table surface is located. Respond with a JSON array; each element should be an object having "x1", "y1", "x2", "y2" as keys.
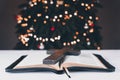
[{"x1": 0, "y1": 50, "x2": 120, "y2": 80}]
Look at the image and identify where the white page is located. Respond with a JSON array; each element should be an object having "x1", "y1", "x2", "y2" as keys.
[
  {"x1": 14, "y1": 51, "x2": 60, "y2": 70},
  {"x1": 14, "y1": 51, "x2": 106, "y2": 69},
  {"x1": 62, "y1": 53, "x2": 107, "y2": 68},
  {"x1": 14, "y1": 51, "x2": 48, "y2": 68}
]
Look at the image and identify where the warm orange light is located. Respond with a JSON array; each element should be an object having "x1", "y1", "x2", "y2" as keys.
[
  {"x1": 42, "y1": 0, "x2": 48, "y2": 4},
  {"x1": 62, "y1": 22, "x2": 66, "y2": 26},
  {"x1": 85, "y1": 4, "x2": 89, "y2": 7},
  {"x1": 89, "y1": 28, "x2": 94, "y2": 33},
  {"x1": 38, "y1": 0, "x2": 41, "y2": 2},
  {"x1": 91, "y1": 4, "x2": 94, "y2": 7},
  {"x1": 64, "y1": 4, "x2": 70, "y2": 7},
  {"x1": 64, "y1": 15, "x2": 70, "y2": 20},
  {"x1": 44, "y1": 20, "x2": 47, "y2": 24},
  {"x1": 25, "y1": 43, "x2": 28, "y2": 46},
  {"x1": 96, "y1": 17, "x2": 99, "y2": 20},
  {"x1": 21, "y1": 23, "x2": 28, "y2": 27},
  {"x1": 63, "y1": 42, "x2": 66, "y2": 46},
  {"x1": 81, "y1": 3, "x2": 85, "y2": 6},
  {"x1": 28, "y1": 15, "x2": 31, "y2": 19},
  {"x1": 76, "y1": 32, "x2": 79, "y2": 35},
  {"x1": 79, "y1": 16, "x2": 84, "y2": 19},
  {"x1": 34, "y1": 19, "x2": 37, "y2": 22},
  {"x1": 83, "y1": 33, "x2": 87, "y2": 36},
  {"x1": 17, "y1": 15, "x2": 23, "y2": 21},
  {"x1": 67, "y1": 42, "x2": 70, "y2": 46},
  {"x1": 87, "y1": 6, "x2": 91, "y2": 10},
  {"x1": 57, "y1": 0, "x2": 64, "y2": 5},
  {"x1": 32, "y1": 0, "x2": 37, "y2": 3},
  {"x1": 74, "y1": 36, "x2": 77, "y2": 39},
  {"x1": 45, "y1": 6, "x2": 48, "y2": 9},
  {"x1": 73, "y1": 0, "x2": 76, "y2": 2},
  {"x1": 27, "y1": 30, "x2": 32, "y2": 33},
  {"x1": 86, "y1": 38, "x2": 90, "y2": 41},
  {"x1": 97, "y1": 47, "x2": 101, "y2": 50},
  {"x1": 37, "y1": 13, "x2": 42, "y2": 17},
  {"x1": 24, "y1": 18, "x2": 28, "y2": 21}
]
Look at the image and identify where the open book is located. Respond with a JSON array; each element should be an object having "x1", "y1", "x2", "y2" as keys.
[{"x1": 5, "y1": 52, "x2": 115, "y2": 74}]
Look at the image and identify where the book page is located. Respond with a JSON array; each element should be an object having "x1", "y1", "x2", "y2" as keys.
[
  {"x1": 62, "y1": 53, "x2": 107, "y2": 69},
  {"x1": 14, "y1": 51, "x2": 60, "y2": 70}
]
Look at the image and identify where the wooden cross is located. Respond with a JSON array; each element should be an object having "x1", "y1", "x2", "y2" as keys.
[{"x1": 43, "y1": 47, "x2": 80, "y2": 64}]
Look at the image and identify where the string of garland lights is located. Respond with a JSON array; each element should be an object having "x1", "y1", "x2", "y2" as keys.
[{"x1": 15, "y1": 0, "x2": 102, "y2": 50}]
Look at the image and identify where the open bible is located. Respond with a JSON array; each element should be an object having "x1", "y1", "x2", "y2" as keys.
[{"x1": 5, "y1": 51, "x2": 115, "y2": 74}]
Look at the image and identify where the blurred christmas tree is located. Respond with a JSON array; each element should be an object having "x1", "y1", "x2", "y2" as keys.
[{"x1": 15, "y1": 0, "x2": 102, "y2": 50}]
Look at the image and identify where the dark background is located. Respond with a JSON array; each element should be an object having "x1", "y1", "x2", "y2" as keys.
[{"x1": 0, "y1": 0, "x2": 120, "y2": 50}]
